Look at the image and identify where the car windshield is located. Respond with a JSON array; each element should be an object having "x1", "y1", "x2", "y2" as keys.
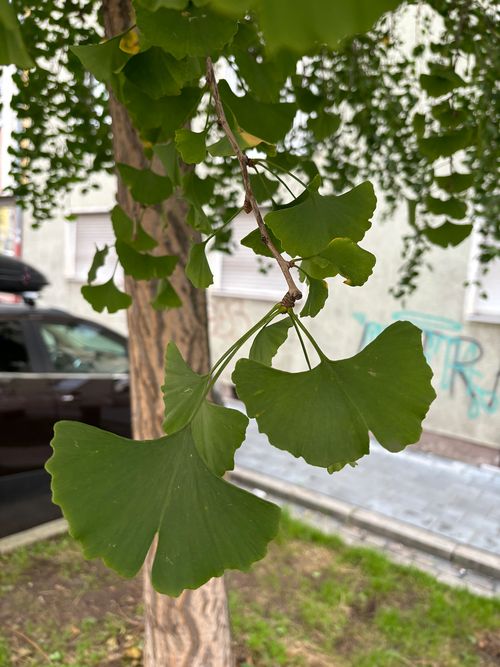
[{"x1": 40, "y1": 322, "x2": 128, "y2": 374}]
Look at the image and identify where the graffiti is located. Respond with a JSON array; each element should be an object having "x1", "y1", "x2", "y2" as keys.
[{"x1": 353, "y1": 310, "x2": 500, "y2": 419}]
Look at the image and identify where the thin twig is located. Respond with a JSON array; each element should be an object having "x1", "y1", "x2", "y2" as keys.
[
  {"x1": 11, "y1": 629, "x2": 52, "y2": 663},
  {"x1": 206, "y1": 57, "x2": 302, "y2": 305}
]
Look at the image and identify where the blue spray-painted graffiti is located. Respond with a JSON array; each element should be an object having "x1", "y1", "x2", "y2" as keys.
[{"x1": 353, "y1": 310, "x2": 500, "y2": 420}]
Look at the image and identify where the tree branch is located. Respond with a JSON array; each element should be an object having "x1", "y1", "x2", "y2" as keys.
[{"x1": 206, "y1": 57, "x2": 302, "y2": 305}]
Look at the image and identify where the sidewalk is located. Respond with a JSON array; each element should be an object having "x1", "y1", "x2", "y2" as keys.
[{"x1": 233, "y1": 406, "x2": 500, "y2": 593}]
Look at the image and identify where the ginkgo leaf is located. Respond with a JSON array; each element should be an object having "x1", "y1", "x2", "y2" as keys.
[
  {"x1": 249, "y1": 173, "x2": 279, "y2": 203},
  {"x1": 424, "y1": 196, "x2": 467, "y2": 220},
  {"x1": 87, "y1": 245, "x2": 109, "y2": 284},
  {"x1": 118, "y1": 163, "x2": 172, "y2": 206},
  {"x1": 418, "y1": 128, "x2": 475, "y2": 160},
  {"x1": 175, "y1": 128, "x2": 207, "y2": 164},
  {"x1": 265, "y1": 182, "x2": 376, "y2": 257},
  {"x1": 430, "y1": 101, "x2": 468, "y2": 128},
  {"x1": 241, "y1": 225, "x2": 284, "y2": 258},
  {"x1": 420, "y1": 64, "x2": 464, "y2": 97},
  {"x1": 162, "y1": 342, "x2": 248, "y2": 475},
  {"x1": 255, "y1": 0, "x2": 401, "y2": 54},
  {"x1": 71, "y1": 32, "x2": 131, "y2": 82},
  {"x1": 233, "y1": 321, "x2": 436, "y2": 468},
  {"x1": 46, "y1": 421, "x2": 280, "y2": 596},
  {"x1": 249, "y1": 317, "x2": 292, "y2": 366},
  {"x1": 0, "y1": 0, "x2": 34, "y2": 67},
  {"x1": 308, "y1": 112, "x2": 341, "y2": 141},
  {"x1": 423, "y1": 221, "x2": 472, "y2": 248},
  {"x1": 154, "y1": 142, "x2": 181, "y2": 186},
  {"x1": 301, "y1": 238, "x2": 376, "y2": 286},
  {"x1": 185, "y1": 241, "x2": 213, "y2": 288},
  {"x1": 300, "y1": 277, "x2": 328, "y2": 318},
  {"x1": 219, "y1": 80, "x2": 296, "y2": 144},
  {"x1": 191, "y1": 401, "x2": 248, "y2": 476},
  {"x1": 151, "y1": 278, "x2": 182, "y2": 310},
  {"x1": 435, "y1": 172, "x2": 474, "y2": 194},
  {"x1": 111, "y1": 205, "x2": 158, "y2": 252},
  {"x1": 116, "y1": 241, "x2": 178, "y2": 280},
  {"x1": 81, "y1": 279, "x2": 132, "y2": 314},
  {"x1": 162, "y1": 342, "x2": 209, "y2": 434},
  {"x1": 136, "y1": 5, "x2": 238, "y2": 59},
  {"x1": 123, "y1": 48, "x2": 201, "y2": 99}
]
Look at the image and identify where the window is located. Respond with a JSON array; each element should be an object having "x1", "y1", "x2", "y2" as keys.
[
  {"x1": 211, "y1": 213, "x2": 285, "y2": 300},
  {"x1": 66, "y1": 211, "x2": 123, "y2": 285},
  {"x1": 40, "y1": 322, "x2": 128, "y2": 374},
  {"x1": 0, "y1": 320, "x2": 31, "y2": 372},
  {"x1": 464, "y1": 232, "x2": 500, "y2": 324}
]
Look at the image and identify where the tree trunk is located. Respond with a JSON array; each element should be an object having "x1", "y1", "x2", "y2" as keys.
[{"x1": 102, "y1": 2, "x2": 233, "y2": 664}]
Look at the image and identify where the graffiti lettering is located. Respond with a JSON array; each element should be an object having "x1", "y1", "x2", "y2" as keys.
[{"x1": 353, "y1": 310, "x2": 500, "y2": 419}]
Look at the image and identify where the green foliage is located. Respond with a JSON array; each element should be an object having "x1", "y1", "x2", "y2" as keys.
[
  {"x1": 234, "y1": 321, "x2": 435, "y2": 467},
  {"x1": 249, "y1": 317, "x2": 292, "y2": 366},
  {"x1": 6, "y1": 0, "x2": 485, "y2": 595},
  {"x1": 87, "y1": 245, "x2": 109, "y2": 284},
  {"x1": 80, "y1": 279, "x2": 132, "y2": 314}
]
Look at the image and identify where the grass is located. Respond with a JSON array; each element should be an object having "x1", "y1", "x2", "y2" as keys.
[{"x1": 0, "y1": 512, "x2": 498, "y2": 666}]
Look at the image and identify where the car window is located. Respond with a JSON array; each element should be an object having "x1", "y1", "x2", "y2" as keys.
[
  {"x1": 40, "y1": 322, "x2": 128, "y2": 374},
  {"x1": 0, "y1": 320, "x2": 31, "y2": 372}
]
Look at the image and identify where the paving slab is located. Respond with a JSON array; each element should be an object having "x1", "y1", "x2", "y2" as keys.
[{"x1": 233, "y1": 407, "x2": 500, "y2": 560}]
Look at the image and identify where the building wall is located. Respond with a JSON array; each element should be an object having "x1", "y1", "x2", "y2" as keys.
[
  {"x1": 208, "y1": 202, "x2": 500, "y2": 453},
  {"x1": 21, "y1": 174, "x2": 128, "y2": 336}
]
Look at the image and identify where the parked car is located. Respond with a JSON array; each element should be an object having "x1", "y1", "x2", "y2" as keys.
[{"x1": 0, "y1": 256, "x2": 130, "y2": 536}]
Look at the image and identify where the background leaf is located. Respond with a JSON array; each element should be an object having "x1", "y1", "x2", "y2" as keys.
[
  {"x1": 81, "y1": 279, "x2": 132, "y2": 314},
  {"x1": 185, "y1": 241, "x2": 213, "y2": 288},
  {"x1": 117, "y1": 163, "x2": 172, "y2": 205}
]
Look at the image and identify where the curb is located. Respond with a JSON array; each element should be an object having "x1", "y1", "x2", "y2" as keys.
[
  {"x1": 231, "y1": 466, "x2": 500, "y2": 580},
  {"x1": 0, "y1": 519, "x2": 67, "y2": 555}
]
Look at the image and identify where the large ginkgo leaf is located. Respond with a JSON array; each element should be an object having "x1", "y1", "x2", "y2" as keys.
[
  {"x1": 265, "y1": 182, "x2": 376, "y2": 257},
  {"x1": 233, "y1": 321, "x2": 435, "y2": 468},
  {"x1": 47, "y1": 422, "x2": 279, "y2": 596}
]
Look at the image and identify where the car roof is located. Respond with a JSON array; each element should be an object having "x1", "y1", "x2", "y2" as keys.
[{"x1": 0, "y1": 304, "x2": 71, "y2": 318}]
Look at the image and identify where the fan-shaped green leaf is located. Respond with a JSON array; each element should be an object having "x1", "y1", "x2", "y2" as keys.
[
  {"x1": 81, "y1": 279, "x2": 132, "y2": 314},
  {"x1": 116, "y1": 241, "x2": 178, "y2": 280},
  {"x1": 249, "y1": 317, "x2": 292, "y2": 366},
  {"x1": 249, "y1": 173, "x2": 279, "y2": 203},
  {"x1": 265, "y1": 182, "x2": 376, "y2": 257},
  {"x1": 219, "y1": 80, "x2": 296, "y2": 144},
  {"x1": 191, "y1": 401, "x2": 248, "y2": 476},
  {"x1": 233, "y1": 321, "x2": 435, "y2": 468},
  {"x1": 136, "y1": 5, "x2": 238, "y2": 59},
  {"x1": 123, "y1": 47, "x2": 201, "y2": 99},
  {"x1": 162, "y1": 343, "x2": 248, "y2": 474},
  {"x1": 420, "y1": 64, "x2": 465, "y2": 97},
  {"x1": 423, "y1": 221, "x2": 472, "y2": 248},
  {"x1": 117, "y1": 164, "x2": 172, "y2": 205},
  {"x1": 87, "y1": 246, "x2": 109, "y2": 284},
  {"x1": 175, "y1": 128, "x2": 207, "y2": 164},
  {"x1": 162, "y1": 342, "x2": 209, "y2": 433},
  {"x1": 308, "y1": 112, "x2": 341, "y2": 141},
  {"x1": 301, "y1": 238, "x2": 376, "y2": 286},
  {"x1": 418, "y1": 128, "x2": 475, "y2": 160},
  {"x1": 185, "y1": 241, "x2": 213, "y2": 288},
  {"x1": 300, "y1": 277, "x2": 328, "y2": 318},
  {"x1": 71, "y1": 32, "x2": 130, "y2": 82},
  {"x1": 111, "y1": 206, "x2": 158, "y2": 251},
  {"x1": 46, "y1": 422, "x2": 279, "y2": 596},
  {"x1": 241, "y1": 225, "x2": 284, "y2": 258},
  {"x1": 435, "y1": 172, "x2": 474, "y2": 194},
  {"x1": 424, "y1": 196, "x2": 467, "y2": 220}
]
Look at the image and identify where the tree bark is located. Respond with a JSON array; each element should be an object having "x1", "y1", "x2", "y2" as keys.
[{"x1": 102, "y1": 2, "x2": 233, "y2": 664}]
